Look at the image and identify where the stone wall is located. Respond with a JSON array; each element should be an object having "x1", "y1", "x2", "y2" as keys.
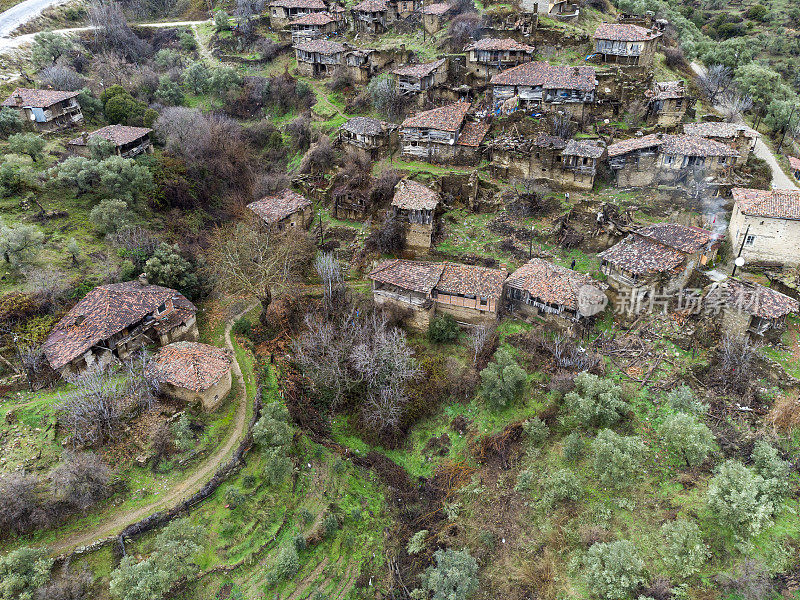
[
  {"x1": 162, "y1": 368, "x2": 232, "y2": 412},
  {"x1": 729, "y1": 208, "x2": 800, "y2": 266},
  {"x1": 435, "y1": 302, "x2": 499, "y2": 325}
]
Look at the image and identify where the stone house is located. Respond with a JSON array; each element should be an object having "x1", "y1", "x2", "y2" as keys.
[
  {"x1": 392, "y1": 58, "x2": 448, "y2": 98},
  {"x1": 505, "y1": 258, "x2": 608, "y2": 326},
  {"x1": 520, "y1": 0, "x2": 578, "y2": 18},
  {"x1": 707, "y1": 278, "x2": 798, "y2": 341},
  {"x1": 593, "y1": 23, "x2": 661, "y2": 67},
  {"x1": 332, "y1": 186, "x2": 370, "y2": 220},
  {"x1": 43, "y1": 278, "x2": 198, "y2": 378},
  {"x1": 422, "y1": 3, "x2": 452, "y2": 34},
  {"x1": 645, "y1": 81, "x2": 687, "y2": 127},
  {"x1": 464, "y1": 38, "x2": 535, "y2": 80},
  {"x1": 368, "y1": 259, "x2": 507, "y2": 329},
  {"x1": 790, "y1": 156, "x2": 800, "y2": 182},
  {"x1": 339, "y1": 116, "x2": 397, "y2": 161},
  {"x1": 152, "y1": 342, "x2": 233, "y2": 412},
  {"x1": 344, "y1": 47, "x2": 398, "y2": 83},
  {"x1": 391, "y1": 179, "x2": 440, "y2": 251},
  {"x1": 268, "y1": 0, "x2": 327, "y2": 28},
  {"x1": 683, "y1": 121, "x2": 759, "y2": 166},
  {"x1": 352, "y1": 0, "x2": 394, "y2": 33},
  {"x1": 294, "y1": 39, "x2": 346, "y2": 77},
  {"x1": 728, "y1": 187, "x2": 800, "y2": 266},
  {"x1": 2, "y1": 87, "x2": 83, "y2": 132},
  {"x1": 289, "y1": 11, "x2": 341, "y2": 41},
  {"x1": 598, "y1": 223, "x2": 719, "y2": 311},
  {"x1": 67, "y1": 125, "x2": 153, "y2": 158},
  {"x1": 488, "y1": 134, "x2": 605, "y2": 190},
  {"x1": 607, "y1": 133, "x2": 738, "y2": 188},
  {"x1": 248, "y1": 188, "x2": 314, "y2": 231},
  {"x1": 400, "y1": 102, "x2": 489, "y2": 163},
  {"x1": 490, "y1": 62, "x2": 597, "y2": 118}
]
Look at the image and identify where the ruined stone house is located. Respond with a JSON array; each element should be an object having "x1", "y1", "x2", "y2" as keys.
[
  {"x1": 392, "y1": 58, "x2": 448, "y2": 99},
  {"x1": 289, "y1": 11, "x2": 341, "y2": 41},
  {"x1": 368, "y1": 259, "x2": 507, "y2": 329},
  {"x1": 339, "y1": 116, "x2": 397, "y2": 161},
  {"x1": 351, "y1": 0, "x2": 394, "y2": 33},
  {"x1": 67, "y1": 125, "x2": 153, "y2": 158},
  {"x1": 706, "y1": 278, "x2": 798, "y2": 341},
  {"x1": 593, "y1": 23, "x2": 661, "y2": 67},
  {"x1": 490, "y1": 62, "x2": 596, "y2": 118},
  {"x1": 421, "y1": 3, "x2": 453, "y2": 33},
  {"x1": 2, "y1": 87, "x2": 83, "y2": 132},
  {"x1": 152, "y1": 342, "x2": 233, "y2": 412},
  {"x1": 728, "y1": 187, "x2": 800, "y2": 266},
  {"x1": 520, "y1": 0, "x2": 578, "y2": 18},
  {"x1": 43, "y1": 279, "x2": 199, "y2": 378},
  {"x1": 268, "y1": 0, "x2": 327, "y2": 29},
  {"x1": 606, "y1": 133, "x2": 738, "y2": 188},
  {"x1": 294, "y1": 39, "x2": 346, "y2": 77},
  {"x1": 391, "y1": 179, "x2": 440, "y2": 251},
  {"x1": 464, "y1": 38, "x2": 535, "y2": 79},
  {"x1": 645, "y1": 81, "x2": 687, "y2": 128},
  {"x1": 248, "y1": 188, "x2": 314, "y2": 231},
  {"x1": 344, "y1": 47, "x2": 398, "y2": 83},
  {"x1": 790, "y1": 156, "x2": 800, "y2": 183},
  {"x1": 399, "y1": 101, "x2": 489, "y2": 163},
  {"x1": 683, "y1": 121, "x2": 759, "y2": 166}
]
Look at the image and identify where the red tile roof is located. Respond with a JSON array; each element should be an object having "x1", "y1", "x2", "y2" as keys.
[
  {"x1": 392, "y1": 179, "x2": 440, "y2": 210},
  {"x1": 456, "y1": 121, "x2": 490, "y2": 147},
  {"x1": 153, "y1": 342, "x2": 232, "y2": 392},
  {"x1": 563, "y1": 139, "x2": 605, "y2": 158},
  {"x1": 598, "y1": 234, "x2": 685, "y2": 275},
  {"x1": 290, "y1": 11, "x2": 336, "y2": 24},
  {"x1": 368, "y1": 259, "x2": 445, "y2": 294},
  {"x1": 392, "y1": 58, "x2": 446, "y2": 79},
  {"x1": 248, "y1": 189, "x2": 312, "y2": 224},
  {"x1": 683, "y1": 121, "x2": 759, "y2": 140},
  {"x1": 294, "y1": 39, "x2": 346, "y2": 54},
  {"x1": 43, "y1": 282, "x2": 196, "y2": 370},
  {"x1": 606, "y1": 134, "x2": 663, "y2": 157},
  {"x1": 635, "y1": 223, "x2": 717, "y2": 254},
  {"x1": 789, "y1": 156, "x2": 800, "y2": 171},
  {"x1": 649, "y1": 81, "x2": 684, "y2": 101},
  {"x1": 353, "y1": 0, "x2": 388, "y2": 10},
  {"x1": 368, "y1": 259, "x2": 506, "y2": 300},
  {"x1": 465, "y1": 38, "x2": 535, "y2": 52},
  {"x1": 608, "y1": 133, "x2": 738, "y2": 158},
  {"x1": 594, "y1": 23, "x2": 660, "y2": 41},
  {"x1": 491, "y1": 61, "x2": 596, "y2": 91},
  {"x1": 68, "y1": 124, "x2": 152, "y2": 147},
  {"x1": 506, "y1": 258, "x2": 606, "y2": 311},
  {"x1": 2, "y1": 87, "x2": 79, "y2": 108},
  {"x1": 722, "y1": 279, "x2": 799, "y2": 319},
  {"x1": 401, "y1": 101, "x2": 470, "y2": 132},
  {"x1": 732, "y1": 187, "x2": 800, "y2": 221}
]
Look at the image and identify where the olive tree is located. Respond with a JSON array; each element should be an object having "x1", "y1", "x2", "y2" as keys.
[
  {"x1": 0, "y1": 221, "x2": 44, "y2": 266},
  {"x1": 706, "y1": 460, "x2": 775, "y2": 538},
  {"x1": 584, "y1": 540, "x2": 646, "y2": 600},
  {"x1": 591, "y1": 429, "x2": 645, "y2": 488},
  {"x1": 253, "y1": 403, "x2": 293, "y2": 486},
  {"x1": 660, "y1": 412, "x2": 716, "y2": 468},
  {"x1": 659, "y1": 519, "x2": 709, "y2": 580},
  {"x1": 564, "y1": 372, "x2": 629, "y2": 429},
  {"x1": 0, "y1": 546, "x2": 53, "y2": 600},
  {"x1": 417, "y1": 548, "x2": 479, "y2": 600},
  {"x1": 479, "y1": 348, "x2": 527, "y2": 411},
  {"x1": 8, "y1": 133, "x2": 46, "y2": 163}
]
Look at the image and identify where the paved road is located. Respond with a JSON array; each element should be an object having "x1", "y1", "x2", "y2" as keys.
[
  {"x1": 0, "y1": 0, "x2": 67, "y2": 39},
  {"x1": 690, "y1": 61, "x2": 799, "y2": 191}
]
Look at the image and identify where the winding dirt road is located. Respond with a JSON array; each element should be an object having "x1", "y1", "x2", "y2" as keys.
[{"x1": 49, "y1": 302, "x2": 258, "y2": 555}]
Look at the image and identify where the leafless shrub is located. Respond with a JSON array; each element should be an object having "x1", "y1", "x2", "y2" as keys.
[
  {"x1": 716, "y1": 560, "x2": 772, "y2": 600},
  {"x1": 548, "y1": 114, "x2": 573, "y2": 139},
  {"x1": 37, "y1": 65, "x2": 85, "y2": 91},
  {"x1": 509, "y1": 179, "x2": 551, "y2": 217},
  {"x1": 713, "y1": 333, "x2": 759, "y2": 393},
  {"x1": 315, "y1": 252, "x2": 345, "y2": 310},
  {"x1": 49, "y1": 451, "x2": 112, "y2": 512},
  {"x1": 24, "y1": 267, "x2": 71, "y2": 311},
  {"x1": 255, "y1": 38, "x2": 282, "y2": 61},
  {"x1": 644, "y1": 577, "x2": 673, "y2": 600},
  {"x1": 0, "y1": 472, "x2": 47, "y2": 536},
  {"x1": 468, "y1": 324, "x2": 495, "y2": 365},
  {"x1": 449, "y1": 12, "x2": 483, "y2": 48},
  {"x1": 88, "y1": 0, "x2": 151, "y2": 61},
  {"x1": 698, "y1": 64, "x2": 733, "y2": 104},
  {"x1": 541, "y1": 334, "x2": 601, "y2": 371},
  {"x1": 369, "y1": 166, "x2": 402, "y2": 207},
  {"x1": 285, "y1": 114, "x2": 312, "y2": 152},
  {"x1": 108, "y1": 226, "x2": 160, "y2": 270},
  {"x1": 364, "y1": 213, "x2": 405, "y2": 255},
  {"x1": 91, "y1": 50, "x2": 135, "y2": 86},
  {"x1": 719, "y1": 90, "x2": 753, "y2": 122},
  {"x1": 622, "y1": 99, "x2": 647, "y2": 127},
  {"x1": 299, "y1": 137, "x2": 336, "y2": 177},
  {"x1": 35, "y1": 568, "x2": 93, "y2": 600},
  {"x1": 327, "y1": 67, "x2": 353, "y2": 92},
  {"x1": 662, "y1": 47, "x2": 687, "y2": 69},
  {"x1": 149, "y1": 422, "x2": 174, "y2": 468}
]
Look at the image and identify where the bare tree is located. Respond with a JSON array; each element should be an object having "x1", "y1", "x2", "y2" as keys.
[
  {"x1": 315, "y1": 252, "x2": 345, "y2": 309},
  {"x1": 0, "y1": 472, "x2": 45, "y2": 536},
  {"x1": 49, "y1": 452, "x2": 111, "y2": 512},
  {"x1": 719, "y1": 90, "x2": 754, "y2": 122},
  {"x1": 548, "y1": 114, "x2": 574, "y2": 139},
  {"x1": 123, "y1": 350, "x2": 161, "y2": 411},
  {"x1": 58, "y1": 365, "x2": 127, "y2": 447},
  {"x1": 88, "y1": 0, "x2": 151, "y2": 61},
  {"x1": 699, "y1": 64, "x2": 733, "y2": 104},
  {"x1": 299, "y1": 137, "x2": 337, "y2": 177},
  {"x1": 468, "y1": 324, "x2": 494, "y2": 365},
  {"x1": 37, "y1": 65, "x2": 86, "y2": 91}
]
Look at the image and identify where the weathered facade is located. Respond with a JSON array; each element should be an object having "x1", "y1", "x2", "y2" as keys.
[
  {"x1": 593, "y1": 23, "x2": 661, "y2": 67},
  {"x1": 490, "y1": 62, "x2": 596, "y2": 118},
  {"x1": 351, "y1": 0, "x2": 394, "y2": 33},
  {"x1": 2, "y1": 87, "x2": 83, "y2": 132},
  {"x1": 339, "y1": 116, "x2": 397, "y2": 161},
  {"x1": 464, "y1": 38, "x2": 535, "y2": 79},
  {"x1": 400, "y1": 102, "x2": 488, "y2": 163},
  {"x1": 646, "y1": 81, "x2": 687, "y2": 127},
  {"x1": 368, "y1": 259, "x2": 508, "y2": 329},
  {"x1": 269, "y1": 0, "x2": 327, "y2": 28},
  {"x1": 67, "y1": 125, "x2": 153, "y2": 158},
  {"x1": 289, "y1": 11, "x2": 341, "y2": 41},
  {"x1": 683, "y1": 121, "x2": 759, "y2": 166},
  {"x1": 43, "y1": 279, "x2": 199, "y2": 378},
  {"x1": 392, "y1": 58, "x2": 448, "y2": 97},
  {"x1": 153, "y1": 342, "x2": 233, "y2": 412},
  {"x1": 421, "y1": 3, "x2": 452, "y2": 33},
  {"x1": 707, "y1": 278, "x2": 799, "y2": 341},
  {"x1": 728, "y1": 188, "x2": 800, "y2": 266},
  {"x1": 294, "y1": 39, "x2": 346, "y2": 77},
  {"x1": 248, "y1": 189, "x2": 314, "y2": 231},
  {"x1": 391, "y1": 179, "x2": 440, "y2": 251}
]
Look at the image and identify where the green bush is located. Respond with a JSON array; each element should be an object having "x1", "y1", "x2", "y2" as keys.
[
  {"x1": 479, "y1": 348, "x2": 527, "y2": 411},
  {"x1": 564, "y1": 372, "x2": 629, "y2": 429},
  {"x1": 90, "y1": 199, "x2": 134, "y2": 235},
  {"x1": 428, "y1": 313, "x2": 459, "y2": 343},
  {"x1": 659, "y1": 518, "x2": 709, "y2": 580},
  {"x1": 268, "y1": 544, "x2": 299, "y2": 584},
  {"x1": 0, "y1": 546, "x2": 53, "y2": 600},
  {"x1": 224, "y1": 486, "x2": 245, "y2": 508},
  {"x1": 232, "y1": 318, "x2": 253, "y2": 337},
  {"x1": 523, "y1": 416, "x2": 549, "y2": 446},
  {"x1": 660, "y1": 412, "x2": 715, "y2": 468},
  {"x1": 752, "y1": 441, "x2": 791, "y2": 503},
  {"x1": 584, "y1": 540, "x2": 646, "y2": 600},
  {"x1": 515, "y1": 469, "x2": 536, "y2": 494},
  {"x1": 563, "y1": 431, "x2": 585, "y2": 462},
  {"x1": 545, "y1": 468, "x2": 581, "y2": 504},
  {"x1": 591, "y1": 429, "x2": 645, "y2": 488},
  {"x1": 323, "y1": 513, "x2": 339, "y2": 538},
  {"x1": 0, "y1": 107, "x2": 24, "y2": 137},
  {"x1": 666, "y1": 385, "x2": 707, "y2": 416},
  {"x1": 145, "y1": 243, "x2": 204, "y2": 301},
  {"x1": 171, "y1": 414, "x2": 194, "y2": 451},
  {"x1": 8, "y1": 133, "x2": 45, "y2": 162},
  {"x1": 418, "y1": 548, "x2": 479, "y2": 600},
  {"x1": 155, "y1": 76, "x2": 185, "y2": 106},
  {"x1": 707, "y1": 460, "x2": 775, "y2": 538},
  {"x1": 293, "y1": 534, "x2": 307, "y2": 551},
  {"x1": 407, "y1": 529, "x2": 428, "y2": 555}
]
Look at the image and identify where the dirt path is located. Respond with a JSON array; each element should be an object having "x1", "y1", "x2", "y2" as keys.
[{"x1": 48, "y1": 301, "x2": 258, "y2": 555}]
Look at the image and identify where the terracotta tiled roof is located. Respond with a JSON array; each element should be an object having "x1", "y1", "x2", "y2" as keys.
[
  {"x1": 353, "y1": 0, "x2": 388, "y2": 11},
  {"x1": 534, "y1": 134, "x2": 567, "y2": 149},
  {"x1": 456, "y1": 121, "x2": 490, "y2": 147},
  {"x1": 607, "y1": 134, "x2": 663, "y2": 157},
  {"x1": 401, "y1": 102, "x2": 470, "y2": 132},
  {"x1": 563, "y1": 139, "x2": 605, "y2": 158},
  {"x1": 271, "y1": 0, "x2": 326, "y2": 8},
  {"x1": 789, "y1": 156, "x2": 800, "y2": 171},
  {"x1": 294, "y1": 39, "x2": 346, "y2": 54},
  {"x1": 594, "y1": 23, "x2": 660, "y2": 41},
  {"x1": 490, "y1": 62, "x2": 596, "y2": 91},
  {"x1": 392, "y1": 179, "x2": 440, "y2": 210},
  {"x1": 635, "y1": 223, "x2": 717, "y2": 254},
  {"x1": 683, "y1": 122, "x2": 759, "y2": 140},
  {"x1": 465, "y1": 38, "x2": 535, "y2": 52},
  {"x1": 732, "y1": 187, "x2": 800, "y2": 221},
  {"x1": 598, "y1": 234, "x2": 685, "y2": 275},
  {"x1": 392, "y1": 58, "x2": 446, "y2": 79},
  {"x1": 506, "y1": 258, "x2": 606, "y2": 311},
  {"x1": 68, "y1": 125, "x2": 152, "y2": 147},
  {"x1": 437, "y1": 263, "x2": 507, "y2": 300},
  {"x1": 649, "y1": 81, "x2": 684, "y2": 101},
  {"x1": 607, "y1": 133, "x2": 738, "y2": 158},
  {"x1": 153, "y1": 342, "x2": 232, "y2": 392},
  {"x1": 341, "y1": 116, "x2": 384, "y2": 135},
  {"x1": 43, "y1": 282, "x2": 196, "y2": 370},
  {"x1": 423, "y1": 2, "x2": 451, "y2": 14},
  {"x1": 248, "y1": 189, "x2": 312, "y2": 224},
  {"x1": 290, "y1": 11, "x2": 336, "y2": 24},
  {"x1": 368, "y1": 259, "x2": 445, "y2": 294},
  {"x1": 2, "y1": 87, "x2": 79, "y2": 108},
  {"x1": 722, "y1": 279, "x2": 799, "y2": 319}
]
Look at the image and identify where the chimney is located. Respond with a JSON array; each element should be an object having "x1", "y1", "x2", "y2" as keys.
[
  {"x1": 138, "y1": 273, "x2": 149, "y2": 286},
  {"x1": 13, "y1": 93, "x2": 23, "y2": 107}
]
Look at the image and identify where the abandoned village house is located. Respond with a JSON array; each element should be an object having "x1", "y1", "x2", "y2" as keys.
[
  {"x1": 391, "y1": 179, "x2": 440, "y2": 252},
  {"x1": 520, "y1": 0, "x2": 579, "y2": 19},
  {"x1": 490, "y1": 62, "x2": 597, "y2": 118},
  {"x1": 683, "y1": 121, "x2": 759, "y2": 166},
  {"x1": 593, "y1": 23, "x2": 661, "y2": 67},
  {"x1": 43, "y1": 279, "x2": 198, "y2": 378},
  {"x1": 3, "y1": 87, "x2": 83, "y2": 132},
  {"x1": 706, "y1": 278, "x2": 799, "y2": 341},
  {"x1": 598, "y1": 223, "x2": 719, "y2": 310},
  {"x1": 339, "y1": 116, "x2": 397, "y2": 161},
  {"x1": 505, "y1": 258, "x2": 608, "y2": 327},
  {"x1": 399, "y1": 101, "x2": 489, "y2": 163},
  {"x1": 152, "y1": 342, "x2": 233, "y2": 412},
  {"x1": 606, "y1": 133, "x2": 739, "y2": 188},
  {"x1": 67, "y1": 124, "x2": 153, "y2": 158},
  {"x1": 368, "y1": 259, "x2": 507, "y2": 329},
  {"x1": 392, "y1": 58, "x2": 448, "y2": 101},
  {"x1": 289, "y1": 11, "x2": 341, "y2": 41},
  {"x1": 728, "y1": 187, "x2": 800, "y2": 266},
  {"x1": 645, "y1": 81, "x2": 688, "y2": 127},
  {"x1": 294, "y1": 39, "x2": 346, "y2": 77},
  {"x1": 464, "y1": 38, "x2": 535, "y2": 79},
  {"x1": 268, "y1": 0, "x2": 327, "y2": 28},
  {"x1": 351, "y1": 0, "x2": 393, "y2": 33},
  {"x1": 247, "y1": 188, "x2": 313, "y2": 231},
  {"x1": 421, "y1": 3, "x2": 453, "y2": 34}
]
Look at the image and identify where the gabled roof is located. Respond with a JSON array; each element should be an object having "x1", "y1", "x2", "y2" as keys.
[
  {"x1": 352, "y1": 0, "x2": 388, "y2": 11},
  {"x1": 721, "y1": 279, "x2": 799, "y2": 319},
  {"x1": 368, "y1": 259, "x2": 445, "y2": 294},
  {"x1": 490, "y1": 61, "x2": 596, "y2": 92},
  {"x1": 789, "y1": 156, "x2": 800, "y2": 171},
  {"x1": 392, "y1": 58, "x2": 446, "y2": 79},
  {"x1": 294, "y1": 39, "x2": 346, "y2": 54},
  {"x1": 423, "y1": 2, "x2": 452, "y2": 15},
  {"x1": 401, "y1": 101, "x2": 470, "y2": 132},
  {"x1": 594, "y1": 23, "x2": 660, "y2": 41},
  {"x1": 650, "y1": 81, "x2": 684, "y2": 101},
  {"x1": 506, "y1": 258, "x2": 606, "y2": 311},
  {"x1": 368, "y1": 259, "x2": 507, "y2": 300},
  {"x1": 464, "y1": 38, "x2": 535, "y2": 52},
  {"x1": 248, "y1": 189, "x2": 312, "y2": 224},
  {"x1": 2, "y1": 87, "x2": 79, "y2": 108},
  {"x1": 732, "y1": 187, "x2": 800, "y2": 221},
  {"x1": 598, "y1": 234, "x2": 685, "y2": 275},
  {"x1": 607, "y1": 134, "x2": 663, "y2": 157},
  {"x1": 290, "y1": 11, "x2": 336, "y2": 24},
  {"x1": 392, "y1": 179, "x2": 440, "y2": 210},
  {"x1": 607, "y1": 133, "x2": 738, "y2": 158},
  {"x1": 43, "y1": 282, "x2": 196, "y2": 370},
  {"x1": 456, "y1": 121, "x2": 490, "y2": 147},
  {"x1": 68, "y1": 124, "x2": 152, "y2": 147},
  {"x1": 683, "y1": 121, "x2": 759, "y2": 140},
  {"x1": 563, "y1": 139, "x2": 605, "y2": 158},
  {"x1": 341, "y1": 116, "x2": 385, "y2": 136},
  {"x1": 271, "y1": 0, "x2": 326, "y2": 8},
  {"x1": 635, "y1": 223, "x2": 718, "y2": 254},
  {"x1": 534, "y1": 134, "x2": 567, "y2": 150},
  {"x1": 153, "y1": 342, "x2": 232, "y2": 392}
]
